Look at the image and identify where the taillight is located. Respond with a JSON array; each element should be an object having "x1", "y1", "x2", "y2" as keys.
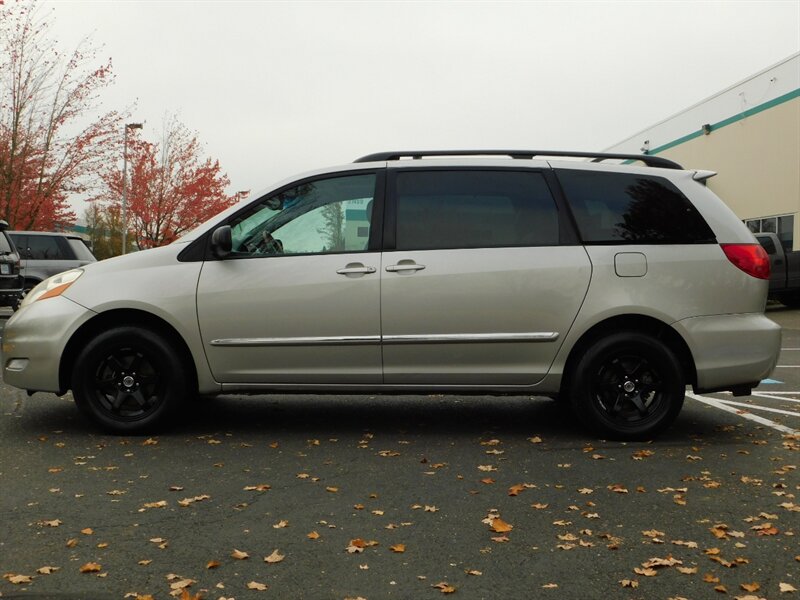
[{"x1": 721, "y1": 244, "x2": 770, "y2": 279}]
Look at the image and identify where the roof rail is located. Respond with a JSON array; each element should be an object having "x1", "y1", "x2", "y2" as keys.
[{"x1": 353, "y1": 150, "x2": 683, "y2": 170}]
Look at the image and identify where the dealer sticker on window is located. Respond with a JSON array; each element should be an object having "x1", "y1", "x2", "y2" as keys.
[{"x1": 0, "y1": 264, "x2": 10, "y2": 275}]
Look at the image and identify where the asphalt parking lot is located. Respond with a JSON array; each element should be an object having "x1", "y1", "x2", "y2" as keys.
[{"x1": 1, "y1": 308, "x2": 798, "y2": 600}]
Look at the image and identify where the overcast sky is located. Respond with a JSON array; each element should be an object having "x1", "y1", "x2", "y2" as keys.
[{"x1": 42, "y1": 0, "x2": 800, "y2": 206}]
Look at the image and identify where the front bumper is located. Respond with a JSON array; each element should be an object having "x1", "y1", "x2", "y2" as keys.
[
  {"x1": 672, "y1": 313, "x2": 781, "y2": 391},
  {"x1": 2, "y1": 295, "x2": 94, "y2": 393}
]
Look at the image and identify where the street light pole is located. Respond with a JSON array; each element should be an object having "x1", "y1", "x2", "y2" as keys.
[{"x1": 121, "y1": 122, "x2": 143, "y2": 255}]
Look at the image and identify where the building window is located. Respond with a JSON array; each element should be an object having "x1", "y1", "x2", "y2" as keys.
[{"x1": 745, "y1": 214, "x2": 794, "y2": 250}]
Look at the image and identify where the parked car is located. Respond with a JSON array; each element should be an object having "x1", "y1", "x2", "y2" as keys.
[
  {"x1": 8, "y1": 231, "x2": 97, "y2": 296},
  {"x1": 755, "y1": 232, "x2": 800, "y2": 307},
  {"x1": 2, "y1": 150, "x2": 781, "y2": 439},
  {"x1": 0, "y1": 221, "x2": 23, "y2": 310}
]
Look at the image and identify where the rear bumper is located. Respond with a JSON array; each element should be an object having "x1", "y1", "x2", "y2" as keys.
[{"x1": 673, "y1": 313, "x2": 781, "y2": 392}]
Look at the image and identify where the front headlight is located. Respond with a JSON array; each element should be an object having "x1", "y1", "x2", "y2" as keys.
[{"x1": 22, "y1": 269, "x2": 84, "y2": 307}]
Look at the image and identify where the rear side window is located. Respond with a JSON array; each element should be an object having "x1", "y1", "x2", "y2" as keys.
[
  {"x1": 557, "y1": 170, "x2": 716, "y2": 244},
  {"x1": 25, "y1": 235, "x2": 70, "y2": 260},
  {"x1": 394, "y1": 170, "x2": 559, "y2": 251}
]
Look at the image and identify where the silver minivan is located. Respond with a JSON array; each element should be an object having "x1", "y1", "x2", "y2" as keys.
[{"x1": 2, "y1": 151, "x2": 781, "y2": 439}]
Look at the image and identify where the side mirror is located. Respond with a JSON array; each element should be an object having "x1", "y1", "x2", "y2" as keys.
[{"x1": 210, "y1": 225, "x2": 232, "y2": 258}]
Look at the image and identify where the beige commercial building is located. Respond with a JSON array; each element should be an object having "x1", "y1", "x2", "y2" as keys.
[{"x1": 606, "y1": 53, "x2": 800, "y2": 250}]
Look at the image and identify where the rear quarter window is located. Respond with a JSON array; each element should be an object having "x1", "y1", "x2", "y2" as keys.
[
  {"x1": 557, "y1": 170, "x2": 716, "y2": 244},
  {"x1": 0, "y1": 233, "x2": 13, "y2": 254},
  {"x1": 67, "y1": 238, "x2": 97, "y2": 261}
]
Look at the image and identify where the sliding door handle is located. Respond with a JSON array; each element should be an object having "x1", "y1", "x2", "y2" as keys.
[{"x1": 385, "y1": 263, "x2": 426, "y2": 273}]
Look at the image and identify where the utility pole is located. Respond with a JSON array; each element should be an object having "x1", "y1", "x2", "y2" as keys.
[{"x1": 121, "y1": 122, "x2": 143, "y2": 254}]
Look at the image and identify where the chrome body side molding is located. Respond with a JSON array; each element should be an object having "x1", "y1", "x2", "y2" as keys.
[{"x1": 210, "y1": 332, "x2": 559, "y2": 347}]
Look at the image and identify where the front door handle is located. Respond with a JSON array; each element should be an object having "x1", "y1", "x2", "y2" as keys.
[
  {"x1": 385, "y1": 262, "x2": 426, "y2": 273},
  {"x1": 336, "y1": 263, "x2": 376, "y2": 276}
]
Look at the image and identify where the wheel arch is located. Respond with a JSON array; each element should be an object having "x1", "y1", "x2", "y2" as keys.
[
  {"x1": 59, "y1": 308, "x2": 199, "y2": 396},
  {"x1": 561, "y1": 314, "x2": 697, "y2": 394}
]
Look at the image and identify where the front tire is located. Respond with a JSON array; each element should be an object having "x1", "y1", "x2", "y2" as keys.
[
  {"x1": 71, "y1": 325, "x2": 188, "y2": 434},
  {"x1": 569, "y1": 332, "x2": 685, "y2": 440}
]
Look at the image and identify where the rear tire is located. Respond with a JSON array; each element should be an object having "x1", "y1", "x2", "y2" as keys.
[
  {"x1": 71, "y1": 325, "x2": 188, "y2": 434},
  {"x1": 569, "y1": 332, "x2": 685, "y2": 440}
]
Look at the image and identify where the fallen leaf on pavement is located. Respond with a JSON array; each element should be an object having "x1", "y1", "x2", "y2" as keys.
[
  {"x1": 243, "y1": 484, "x2": 271, "y2": 491},
  {"x1": 390, "y1": 544, "x2": 405, "y2": 553},
  {"x1": 39, "y1": 519, "x2": 62, "y2": 527},
  {"x1": 246, "y1": 581, "x2": 268, "y2": 591},
  {"x1": 264, "y1": 549, "x2": 285, "y2": 563},
  {"x1": 433, "y1": 582, "x2": 456, "y2": 594},
  {"x1": 36, "y1": 566, "x2": 60, "y2": 574},
  {"x1": 490, "y1": 517, "x2": 513, "y2": 533},
  {"x1": 79, "y1": 562, "x2": 101, "y2": 573},
  {"x1": 642, "y1": 555, "x2": 682, "y2": 568},
  {"x1": 231, "y1": 549, "x2": 249, "y2": 560},
  {"x1": 178, "y1": 495, "x2": 210, "y2": 507}
]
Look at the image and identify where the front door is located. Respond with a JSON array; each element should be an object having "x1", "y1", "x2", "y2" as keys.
[{"x1": 196, "y1": 171, "x2": 383, "y2": 384}]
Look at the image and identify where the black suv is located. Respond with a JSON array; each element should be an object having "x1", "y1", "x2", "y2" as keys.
[
  {"x1": 0, "y1": 221, "x2": 23, "y2": 310},
  {"x1": 9, "y1": 231, "x2": 97, "y2": 295}
]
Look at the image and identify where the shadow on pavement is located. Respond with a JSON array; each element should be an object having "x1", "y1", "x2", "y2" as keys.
[{"x1": 5, "y1": 391, "x2": 750, "y2": 449}]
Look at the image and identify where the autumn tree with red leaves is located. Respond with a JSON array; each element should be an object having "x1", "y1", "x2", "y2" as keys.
[
  {"x1": 95, "y1": 116, "x2": 237, "y2": 250},
  {"x1": 0, "y1": 0, "x2": 121, "y2": 230}
]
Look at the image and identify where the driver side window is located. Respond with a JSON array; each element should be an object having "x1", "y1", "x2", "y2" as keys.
[{"x1": 230, "y1": 173, "x2": 377, "y2": 256}]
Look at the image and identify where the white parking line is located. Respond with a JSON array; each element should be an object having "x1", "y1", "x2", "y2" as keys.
[
  {"x1": 686, "y1": 392, "x2": 799, "y2": 435},
  {"x1": 775, "y1": 365, "x2": 800, "y2": 368},
  {"x1": 752, "y1": 392, "x2": 800, "y2": 403},
  {"x1": 713, "y1": 398, "x2": 800, "y2": 417}
]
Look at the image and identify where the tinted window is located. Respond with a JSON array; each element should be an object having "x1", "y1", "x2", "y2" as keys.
[
  {"x1": 25, "y1": 235, "x2": 69, "y2": 260},
  {"x1": 229, "y1": 174, "x2": 376, "y2": 256},
  {"x1": 558, "y1": 170, "x2": 716, "y2": 244},
  {"x1": 757, "y1": 235, "x2": 777, "y2": 254},
  {"x1": 394, "y1": 170, "x2": 559, "y2": 251},
  {"x1": 8, "y1": 234, "x2": 25, "y2": 255}
]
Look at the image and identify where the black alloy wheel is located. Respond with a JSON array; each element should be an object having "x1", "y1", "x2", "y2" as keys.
[
  {"x1": 72, "y1": 325, "x2": 187, "y2": 433},
  {"x1": 570, "y1": 332, "x2": 685, "y2": 440}
]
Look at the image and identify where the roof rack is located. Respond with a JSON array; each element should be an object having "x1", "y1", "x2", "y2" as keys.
[{"x1": 353, "y1": 150, "x2": 683, "y2": 170}]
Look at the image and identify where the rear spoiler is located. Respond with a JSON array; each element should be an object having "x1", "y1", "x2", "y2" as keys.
[{"x1": 692, "y1": 170, "x2": 717, "y2": 185}]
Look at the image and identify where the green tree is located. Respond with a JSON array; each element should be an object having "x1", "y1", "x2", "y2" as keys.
[
  {"x1": 318, "y1": 202, "x2": 345, "y2": 252},
  {"x1": 83, "y1": 203, "x2": 131, "y2": 259}
]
